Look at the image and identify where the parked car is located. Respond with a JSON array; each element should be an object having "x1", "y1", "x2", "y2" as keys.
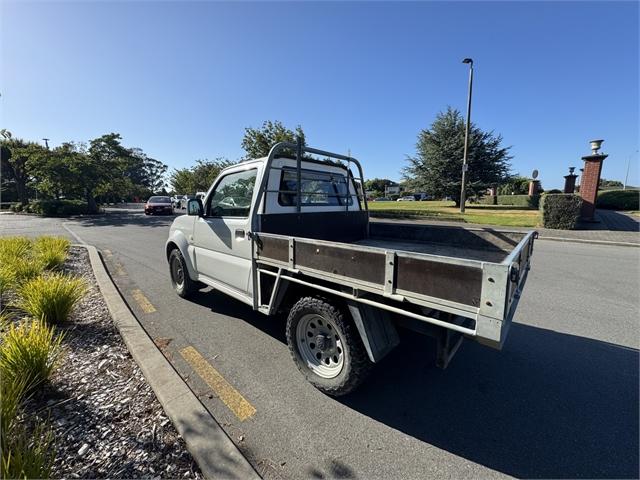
[
  {"x1": 414, "y1": 193, "x2": 433, "y2": 201},
  {"x1": 195, "y1": 191, "x2": 207, "y2": 201},
  {"x1": 397, "y1": 196, "x2": 416, "y2": 202},
  {"x1": 166, "y1": 143, "x2": 536, "y2": 396},
  {"x1": 144, "y1": 196, "x2": 174, "y2": 215},
  {"x1": 171, "y1": 196, "x2": 182, "y2": 208},
  {"x1": 373, "y1": 197, "x2": 391, "y2": 202}
]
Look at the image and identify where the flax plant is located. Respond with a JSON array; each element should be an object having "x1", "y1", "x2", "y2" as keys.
[{"x1": 16, "y1": 273, "x2": 87, "y2": 325}]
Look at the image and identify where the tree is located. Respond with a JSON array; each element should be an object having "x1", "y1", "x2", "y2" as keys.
[
  {"x1": 497, "y1": 175, "x2": 530, "y2": 195},
  {"x1": 241, "y1": 120, "x2": 306, "y2": 159},
  {"x1": 599, "y1": 178, "x2": 623, "y2": 189},
  {"x1": 403, "y1": 107, "x2": 512, "y2": 206},
  {"x1": 27, "y1": 142, "x2": 80, "y2": 199},
  {"x1": 0, "y1": 136, "x2": 46, "y2": 204},
  {"x1": 169, "y1": 158, "x2": 233, "y2": 194},
  {"x1": 364, "y1": 178, "x2": 394, "y2": 196},
  {"x1": 87, "y1": 133, "x2": 169, "y2": 205}
]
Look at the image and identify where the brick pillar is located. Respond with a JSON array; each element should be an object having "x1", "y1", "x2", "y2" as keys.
[
  {"x1": 580, "y1": 153, "x2": 607, "y2": 220},
  {"x1": 528, "y1": 180, "x2": 540, "y2": 196},
  {"x1": 563, "y1": 174, "x2": 577, "y2": 193}
]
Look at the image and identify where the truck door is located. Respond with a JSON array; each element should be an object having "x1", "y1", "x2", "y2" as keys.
[{"x1": 192, "y1": 166, "x2": 258, "y2": 294}]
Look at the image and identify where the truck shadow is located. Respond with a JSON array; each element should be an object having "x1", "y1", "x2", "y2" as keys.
[
  {"x1": 189, "y1": 290, "x2": 638, "y2": 478},
  {"x1": 340, "y1": 324, "x2": 639, "y2": 479}
]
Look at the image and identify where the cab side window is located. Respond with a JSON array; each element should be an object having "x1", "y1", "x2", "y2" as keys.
[{"x1": 207, "y1": 169, "x2": 257, "y2": 217}]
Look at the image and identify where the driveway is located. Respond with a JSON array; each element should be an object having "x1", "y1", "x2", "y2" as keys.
[{"x1": 2, "y1": 213, "x2": 638, "y2": 479}]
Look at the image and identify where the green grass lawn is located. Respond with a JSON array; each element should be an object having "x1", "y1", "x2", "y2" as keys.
[{"x1": 367, "y1": 200, "x2": 540, "y2": 227}]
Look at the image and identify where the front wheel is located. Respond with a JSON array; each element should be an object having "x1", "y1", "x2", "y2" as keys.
[
  {"x1": 169, "y1": 249, "x2": 197, "y2": 298},
  {"x1": 286, "y1": 296, "x2": 372, "y2": 396}
]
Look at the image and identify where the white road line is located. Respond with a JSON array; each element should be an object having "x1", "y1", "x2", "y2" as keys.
[{"x1": 62, "y1": 223, "x2": 87, "y2": 245}]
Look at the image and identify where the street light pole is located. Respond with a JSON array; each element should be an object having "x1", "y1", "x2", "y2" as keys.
[
  {"x1": 460, "y1": 58, "x2": 474, "y2": 213},
  {"x1": 624, "y1": 150, "x2": 638, "y2": 190}
]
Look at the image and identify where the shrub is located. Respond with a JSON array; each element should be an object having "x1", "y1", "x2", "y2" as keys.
[
  {"x1": 0, "y1": 319, "x2": 58, "y2": 480},
  {"x1": 10, "y1": 203, "x2": 23, "y2": 212},
  {"x1": 1, "y1": 419, "x2": 56, "y2": 480},
  {"x1": 596, "y1": 189, "x2": 640, "y2": 210},
  {"x1": 17, "y1": 273, "x2": 87, "y2": 324},
  {"x1": 479, "y1": 195, "x2": 497, "y2": 205},
  {"x1": 0, "y1": 318, "x2": 65, "y2": 391},
  {"x1": 0, "y1": 258, "x2": 46, "y2": 288},
  {"x1": 0, "y1": 375, "x2": 56, "y2": 480},
  {"x1": 0, "y1": 373, "x2": 27, "y2": 440},
  {"x1": 26, "y1": 199, "x2": 90, "y2": 217},
  {"x1": 540, "y1": 194, "x2": 583, "y2": 229},
  {"x1": 0, "y1": 237, "x2": 32, "y2": 261},
  {"x1": 34, "y1": 236, "x2": 71, "y2": 270},
  {"x1": 0, "y1": 265, "x2": 14, "y2": 296},
  {"x1": 496, "y1": 195, "x2": 540, "y2": 208}
]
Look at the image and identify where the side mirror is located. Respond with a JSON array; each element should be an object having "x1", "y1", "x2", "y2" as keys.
[{"x1": 187, "y1": 198, "x2": 203, "y2": 216}]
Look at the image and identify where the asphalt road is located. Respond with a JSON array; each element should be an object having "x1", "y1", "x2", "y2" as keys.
[{"x1": 2, "y1": 212, "x2": 639, "y2": 479}]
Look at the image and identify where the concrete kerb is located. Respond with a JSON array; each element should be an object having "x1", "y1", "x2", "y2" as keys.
[
  {"x1": 78, "y1": 244, "x2": 260, "y2": 480},
  {"x1": 537, "y1": 236, "x2": 639, "y2": 248}
]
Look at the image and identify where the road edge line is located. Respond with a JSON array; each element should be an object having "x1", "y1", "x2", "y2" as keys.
[{"x1": 79, "y1": 244, "x2": 261, "y2": 480}]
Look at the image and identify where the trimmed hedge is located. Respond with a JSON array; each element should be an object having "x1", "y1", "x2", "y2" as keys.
[
  {"x1": 479, "y1": 195, "x2": 497, "y2": 205},
  {"x1": 496, "y1": 195, "x2": 540, "y2": 208},
  {"x1": 20, "y1": 200, "x2": 91, "y2": 216},
  {"x1": 596, "y1": 189, "x2": 640, "y2": 210},
  {"x1": 540, "y1": 194, "x2": 583, "y2": 230}
]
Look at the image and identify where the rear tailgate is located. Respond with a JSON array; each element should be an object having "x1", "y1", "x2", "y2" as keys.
[{"x1": 476, "y1": 230, "x2": 537, "y2": 349}]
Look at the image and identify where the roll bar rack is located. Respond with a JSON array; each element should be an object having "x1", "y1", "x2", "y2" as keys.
[{"x1": 249, "y1": 138, "x2": 369, "y2": 232}]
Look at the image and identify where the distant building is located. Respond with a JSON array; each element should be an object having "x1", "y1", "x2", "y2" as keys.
[{"x1": 384, "y1": 183, "x2": 402, "y2": 196}]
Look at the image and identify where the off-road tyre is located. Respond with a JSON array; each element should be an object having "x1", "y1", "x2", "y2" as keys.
[
  {"x1": 169, "y1": 248, "x2": 197, "y2": 298},
  {"x1": 286, "y1": 296, "x2": 372, "y2": 396}
]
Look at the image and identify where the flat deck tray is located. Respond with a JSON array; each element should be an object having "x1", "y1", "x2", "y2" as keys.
[{"x1": 355, "y1": 238, "x2": 508, "y2": 263}]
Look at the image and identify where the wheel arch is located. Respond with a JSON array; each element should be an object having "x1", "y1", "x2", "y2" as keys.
[
  {"x1": 165, "y1": 232, "x2": 197, "y2": 281},
  {"x1": 276, "y1": 275, "x2": 399, "y2": 364}
]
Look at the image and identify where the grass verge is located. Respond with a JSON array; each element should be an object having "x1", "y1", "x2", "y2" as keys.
[{"x1": 368, "y1": 200, "x2": 540, "y2": 227}]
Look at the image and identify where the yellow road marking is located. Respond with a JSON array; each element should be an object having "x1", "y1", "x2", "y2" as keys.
[
  {"x1": 180, "y1": 346, "x2": 256, "y2": 421},
  {"x1": 131, "y1": 289, "x2": 156, "y2": 313}
]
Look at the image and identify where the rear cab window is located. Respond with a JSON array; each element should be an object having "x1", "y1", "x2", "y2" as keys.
[{"x1": 278, "y1": 167, "x2": 354, "y2": 207}]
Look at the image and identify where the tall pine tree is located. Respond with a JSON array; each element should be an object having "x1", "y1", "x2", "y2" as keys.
[{"x1": 403, "y1": 107, "x2": 511, "y2": 206}]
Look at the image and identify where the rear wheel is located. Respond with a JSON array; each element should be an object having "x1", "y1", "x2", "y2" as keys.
[
  {"x1": 169, "y1": 249, "x2": 197, "y2": 298},
  {"x1": 286, "y1": 296, "x2": 372, "y2": 396}
]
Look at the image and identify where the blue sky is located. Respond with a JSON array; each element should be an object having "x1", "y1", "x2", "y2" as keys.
[{"x1": 1, "y1": 1, "x2": 638, "y2": 189}]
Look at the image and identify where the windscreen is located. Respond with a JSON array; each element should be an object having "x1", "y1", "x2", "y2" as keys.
[{"x1": 148, "y1": 197, "x2": 171, "y2": 203}]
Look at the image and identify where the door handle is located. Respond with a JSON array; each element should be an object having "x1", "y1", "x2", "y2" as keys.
[{"x1": 235, "y1": 229, "x2": 246, "y2": 240}]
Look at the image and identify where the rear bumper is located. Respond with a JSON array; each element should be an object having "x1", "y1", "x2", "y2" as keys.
[{"x1": 145, "y1": 206, "x2": 173, "y2": 214}]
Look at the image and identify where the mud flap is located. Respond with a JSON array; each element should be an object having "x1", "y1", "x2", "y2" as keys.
[{"x1": 347, "y1": 302, "x2": 400, "y2": 363}]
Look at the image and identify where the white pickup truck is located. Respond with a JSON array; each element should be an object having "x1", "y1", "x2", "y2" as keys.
[{"x1": 166, "y1": 142, "x2": 536, "y2": 395}]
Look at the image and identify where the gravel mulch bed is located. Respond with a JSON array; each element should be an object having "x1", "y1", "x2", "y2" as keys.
[{"x1": 21, "y1": 247, "x2": 202, "y2": 479}]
